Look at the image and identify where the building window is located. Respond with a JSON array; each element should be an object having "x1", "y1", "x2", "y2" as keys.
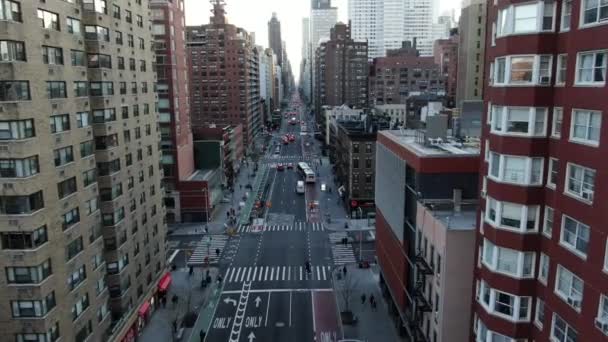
[
  {"x1": 551, "y1": 108, "x2": 563, "y2": 138},
  {"x1": 0, "y1": 156, "x2": 39, "y2": 178},
  {"x1": 0, "y1": 119, "x2": 34, "y2": 139},
  {"x1": 6, "y1": 259, "x2": 52, "y2": 284},
  {"x1": 76, "y1": 112, "x2": 91, "y2": 128},
  {"x1": 556, "y1": 54, "x2": 567, "y2": 85},
  {"x1": 478, "y1": 280, "x2": 531, "y2": 322},
  {"x1": 0, "y1": 0, "x2": 22, "y2": 22},
  {"x1": 497, "y1": 1, "x2": 555, "y2": 37},
  {"x1": 570, "y1": 109, "x2": 601, "y2": 146},
  {"x1": 53, "y1": 146, "x2": 74, "y2": 167},
  {"x1": 485, "y1": 196, "x2": 539, "y2": 233},
  {"x1": 0, "y1": 80, "x2": 30, "y2": 101},
  {"x1": 37, "y1": 9, "x2": 59, "y2": 31},
  {"x1": 551, "y1": 313, "x2": 578, "y2": 341},
  {"x1": 87, "y1": 53, "x2": 112, "y2": 68},
  {"x1": 62, "y1": 207, "x2": 80, "y2": 230},
  {"x1": 57, "y1": 177, "x2": 77, "y2": 199},
  {"x1": 85, "y1": 197, "x2": 98, "y2": 215},
  {"x1": 46, "y1": 81, "x2": 66, "y2": 99},
  {"x1": 80, "y1": 140, "x2": 94, "y2": 158},
  {"x1": 83, "y1": 0, "x2": 107, "y2": 14},
  {"x1": 565, "y1": 162, "x2": 596, "y2": 203},
  {"x1": 70, "y1": 50, "x2": 85, "y2": 66},
  {"x1": 73, "y1": 81, "x2": 88, "y2": 97},
  {"x1": 490, "y1": 106, "x2": 546, "y2": 136},
  {"x1": 561, "y1": 0, "x2": 572, "y2": 30},
  {"x1": 482, "y1": 238, "x2": 535, "y2": 279},
  {"x1": 66, "y1": 236, "x2": 84, "y2": 261},
  {"x1": 67, "y1": 17, "x2": 81, "y2": 34},
  {"x1": 11, "y1": 292, "x2": 56, "y2": 318},
  {"x1": 488, "y1": 152, "x2": 543, "y2": 186},
  {"x1": 67, "y1": 265, "x2": 86, "y2": 291},
  {"x1": 560, "y1": 214, "x2": 591, "y2": 257},
  {"x1": 1, "y1": 226, "x2": 47, "y2": 250},
  {"x1": 50, "y1": 114, "x2": 70, "y2": 133},
  {"x1": 42, "y1": 46, "x2": 63, "y2": 65},
  {"x1": 575, "y1": 50, "x2": 607, "y2": 85},
  {"x1": 535, "y1": 298, "x2": 545, "y2": 329},
  {"x1": 538, "y1": 253, "x2": 549, "y2": 284},
  {"x1": 0, "y1": 40, "x2": 25, "y2": 62},
  {"x1": 555, "y1": 265, "x2": 584, "y2": 310},
  {"x1": 0, "y1": 191, "x2": 44, "y2": 215},
  {"x1": 84, "y1": 25, "x2": 109, "y2": 41},
  {"x1": 581, "y1": 0, "x2": 608, "y2": 26},
  {"x1": 493, "y1": 55, "x2": 552, "y2": 86},
  {"x1": 72, "y1": 293, "x2": 89, "y2": 321},
  {"x1": 543, "y1": 206, "x2": 554, "y2": 238},
  {"x1": 89, "y1": 81, "x2": 114, "y2": 96},
  {"x1": 92, "y1": 108, "x2": 116, "y2": 123}
]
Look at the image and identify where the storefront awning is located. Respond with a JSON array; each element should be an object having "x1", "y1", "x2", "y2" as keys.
[
  {"x1": 158, "y1": 272, "x2": 172, "y2": 292},
  {"x1": 138, "y1": 301, "x2": 151, "y2": 316}
]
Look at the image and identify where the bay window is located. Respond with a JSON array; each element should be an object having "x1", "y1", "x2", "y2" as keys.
[
  {"x1": 0, "y1": 120, "x2": 36, "y2": 140},
  {"x1": 6, "y1": 259, "x2": 52, "y2": 284},
  {"x1": 535, "y1": 298, "x2": 545, "y2": 329},
  {"x1": 555, "y1": 265, "x2": 584, "y2": 310},
  {"x1": 478, "y1": 281, "x2": 532, "y2": 322},
  {"x1": 490, "y1": 105, "x2": 546, "y2": 136},
  {"x1": 538, "y1": 253, "x2": 549, "y2": 284},
  {"x1": 543, "y1": 206, "x2": 554, "y2": 237},
  {"x1": 0, "y1": 156, "x2": 38, "y2": 178},
  {"x1": 0, "y1": 40, "x2": 25, "y2": 62},
  {"x1": 497, "y1": 1, "x2": 555, "y2": 37},
  {"x1": 488, "y1": 152, "x2": 543, "y2": 186},
  {"x1": 597, "y1": 295, "x2": 608, "y2": 335},
  {"x1": 560, "y1": 215, "x2": 590, "y2": 257},
  {"x1": 551, "y1": 313, "x2": 578, "y2": 342},
  {"x1": 493, "y1": 55, "x2": 552, "y2": 86},
  {"x1": 485, "y1": 196, "x2": 540, "y2": 233},
  {"x1": 581, "y1": 0, "x2": 608, "y2": 26},
  {"x1": 475, "y1": 319, "x2": 518, "y2": 342},
  {"x1": 482, "y1": 239, "x2": 535, "y2": 278},
  {"x1": 561, "y1": 0, "x2": 572, "y2": 30},
  {"x1": 551, "y1": 108, "x2": 563, "y2": 138},
  {"x1": 11, "y1": 292, "x2": 56, "y2": 317},
  {"x1": 556, "y1": 54, "x2": 567, "y2": 85}
]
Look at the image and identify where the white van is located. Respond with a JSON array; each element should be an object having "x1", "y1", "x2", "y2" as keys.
[{"x1": 296, "y1": 181, "x2": 305, "y2": 194}]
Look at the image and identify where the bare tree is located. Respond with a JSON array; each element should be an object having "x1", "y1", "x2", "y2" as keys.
[{"x1": 337, "y1": 270, "x2": 358, "y2": 313}]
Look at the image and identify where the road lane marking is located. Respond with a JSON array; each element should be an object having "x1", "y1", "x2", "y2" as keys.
[
  {"x1": 282, "y1": 266, "x2": 286, "y2": 280},
  {"x1": 233, "y1": 268, "x2": 241, "y2": 282},
  {"x1": 222, "y1": 288, "x2": 333, "y2": 294},
  {"x1": 240, "y1": 268, "x2": 246, "y2": 282},
  {"x1": 264, "y1": 292, "x2": 271, "y2": 327},
  {"x1": 288, "y1": 267, "x2": 291, "y2": 281},
  {"x1": 300, "y1": 266, "x2": 302, "y2": 280},
  {"x1": 316, "y1": 266, "x2": 321, "y2": 280},
  {"x1": 289, "y1": 291, "x2": 292, "y2": 327},
  {"x1": 246, "y1": 267, "x2": 252, "y2": 281},
  {"x1": 322, "y1": 267, "x2": 327, "y2": 280},
  {"x1": 252, "y1": 267, "x2": 257, "y2": 281},
  {"x1": 264, "y1": 266, "x2": 269, "y2": 281},
  {"x1": 270, "y1": 267, "x2": 274, "y2": 281}
]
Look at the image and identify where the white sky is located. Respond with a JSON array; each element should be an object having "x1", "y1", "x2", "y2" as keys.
[{"x1": 184, "y1": 0, "x2": 461, "y2": 80}]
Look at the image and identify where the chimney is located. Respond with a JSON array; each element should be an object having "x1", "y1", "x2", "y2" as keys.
[{"x1": 453, "y1": 189, "x2": 462, "y2": 213}]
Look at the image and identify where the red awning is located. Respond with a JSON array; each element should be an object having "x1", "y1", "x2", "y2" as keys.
[
  {"x1": 138, "y1": 301, "x2": 151, "y2": 316},
  {"x1": 158, "y1": 272, "x2": 172, "y2": 292}
]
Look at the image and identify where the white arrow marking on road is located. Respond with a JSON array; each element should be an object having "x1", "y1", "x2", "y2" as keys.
[
  {"x1": 248, "y1": 332, "x2": 256, "y2": 342},
  {"x1": 254, "y1": 296, "x2": 262, "y2": 308},
  {"x1": 224, "y1": 297, "x2": 237, "y2": 306}
]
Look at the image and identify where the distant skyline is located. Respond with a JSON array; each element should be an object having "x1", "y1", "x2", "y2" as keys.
[{"x1": 184, "y1": 0, "x2": 461, "y2": 81}]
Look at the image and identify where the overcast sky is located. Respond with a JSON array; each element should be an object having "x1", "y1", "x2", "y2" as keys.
[{"x1": 184, "y1": 0, "x2": 461, "y2": 81}]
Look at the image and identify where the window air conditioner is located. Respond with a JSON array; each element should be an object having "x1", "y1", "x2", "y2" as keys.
[
  {"x1": 595, "y1": 318, "x2": 608, "y2": 334},
  {"x1": 582, "y1": 189, "x2": 594, "y2": 201},
  {"x1": 540, "y1": 76, "x2": 551, "y2": 85},
  {"x1": 567, "y1": 296, "x2": 581, "y2": 309}
]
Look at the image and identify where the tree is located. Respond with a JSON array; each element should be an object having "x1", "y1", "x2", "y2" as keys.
[{"x1": 338, "y1": 271, "x2": 358, "y2": 313}]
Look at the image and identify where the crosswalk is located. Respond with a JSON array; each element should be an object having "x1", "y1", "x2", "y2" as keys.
[
  {"x1": 187, "y1": 235, "x2": 229, "y2": 266},
  {"x1": 236, "y1": 222, "x2": 325, "y2": 233},
  {"x1": 328, "y1": 232, "x2": 349, "y2": 244},
  {"x1": 331, "y1": 244, "x2": 357, "y2": 266},
  {"x1": 223, "y1": 265, "x2": 333, "y2": 283}
]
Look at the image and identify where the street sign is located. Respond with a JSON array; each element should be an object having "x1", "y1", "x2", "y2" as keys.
[{"x1": 350, "y1": 200, "x2": 358, "y2": 207}]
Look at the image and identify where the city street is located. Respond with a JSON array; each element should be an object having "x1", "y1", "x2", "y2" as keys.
[{"x1": 203, "y1": 95, "x2": 345, "y2": 342}]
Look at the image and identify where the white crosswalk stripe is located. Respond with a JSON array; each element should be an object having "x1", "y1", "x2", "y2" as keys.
[
  {"x1": 236, "y1": 222, "x2": 325, "y2": 233},
  {"x1": 222, "y1": 265, "x2": 332, "y2": 283},
  {"x1": 329, "y1": 232, "x2": 348, "y2": 244},
  {"x1": 187, "y1": 235, "x2": 229, "y2": 266},
  {"x1": 331, "y1": 244, "x2": 357, "y2": 266}
]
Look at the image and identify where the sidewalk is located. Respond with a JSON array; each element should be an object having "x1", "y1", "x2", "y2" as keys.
[
  {"x1": 334, "y1": 265, "x2": 404, "y2": 342},
  {"x1": 139, "y1": 267, "x2": 220, "y2": 342}
]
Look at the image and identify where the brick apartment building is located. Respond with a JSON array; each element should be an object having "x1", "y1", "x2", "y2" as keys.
[
  {"x1": 374, "y1": 128, "x2": 479, "y2": 341},
  {"x1": 186, "y1": 0, "x2": 261, "y2": 146},
  {"x1": 369, "y1": 41, "x2": 445, "y2": 106},
  {"x1": 473, "y1": 1, "x2": 608, "y2": 341},
  {"x1": 314, "y1": 22, "x2": 368, "y2": 127},
  {"x1": 433, "y1": 30, "x2": 459, "y2": 105},
  {"x1": 0, "y1": 0, "x2": 167, "y2": 340}
]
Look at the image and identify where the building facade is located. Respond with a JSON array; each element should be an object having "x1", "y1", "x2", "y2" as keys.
[
  {"x1": 374, "y1": 129, "x2": 479, "y2": 341},
  {"x1": 268, "y1": 12, "x2": 283, "y2": 66},
  {"x1": 473, "y1": 1, "x2": 608, "y2": 341},
  {"x1": 369, "y1": 42, "x2": 444, "y2": 106},
  {"x1": 0, "y1": 0, "x2": 168, "y2": 340},
  {"x1": 187, "y1": 0, "x2": 261, "y2": 146},
  {"x1": 456, "y1": 0, "x2": 486, "y2": 108},
  {"x1": 314, "y1": 23, "x2": 369, "y2": 125},
  {"x1": 433, "y1": 31, "x2": 459, "y2": 105},
  {"x1": 310, "y1": 0, "x2": 337, "y2": 115},
  {"x1": 151, "y1": 0, "x2": 196, "y2": 224}
]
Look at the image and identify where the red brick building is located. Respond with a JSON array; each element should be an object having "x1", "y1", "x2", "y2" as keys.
[
  {"x1": 473, "y1": 1, "x2": 608, "y2": 341},
  {"x1": 433, "y1": 30, "x2": 459, "y2": 105},
  {"x1": 369, "y1": 41, "x2": 445, "y2": 106},
  {"x1": 186, "y1": 0, "x2": 261, "y2": 146},
  {"x1": 374, "y1": 129, "x2": 479, "y2": 340}
]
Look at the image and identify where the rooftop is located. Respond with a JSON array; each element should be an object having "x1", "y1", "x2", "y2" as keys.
[
  {"x1": 423, "y1": 201, "x2": 477, "y2": 230},
  {"x1": 382, "y1": 129, "x2": 480, "y2": 157},
  {"x1": 188, "y1": 168, "x2": 218, "y2": 181}
]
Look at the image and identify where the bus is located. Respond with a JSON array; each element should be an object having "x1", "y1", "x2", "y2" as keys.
[{"x1": 297, "y1": 162, "x2": 316, "y2": 183}]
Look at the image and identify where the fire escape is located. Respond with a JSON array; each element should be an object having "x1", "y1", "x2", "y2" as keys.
[{"x1": 409, "y1": 249, "x2": 434, "y2": 342}]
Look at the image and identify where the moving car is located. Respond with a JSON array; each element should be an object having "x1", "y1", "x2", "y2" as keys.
[
  {"x1": 287, "y1": 163, "x2": 294, "y2": 169},
  {"x1": 277, "y1": 163, "x2": 285, "y2": 171},
  {"x1": 296, "y1": 181, "x2": 305, "y2": 194}
]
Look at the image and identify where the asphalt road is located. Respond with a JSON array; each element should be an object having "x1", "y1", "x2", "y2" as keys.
[{"x1": 204, "y1": 95, "x2": 343, "y2": 342}]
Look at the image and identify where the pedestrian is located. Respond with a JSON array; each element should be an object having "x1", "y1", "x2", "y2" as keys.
[
  {"x1": 172, "y1": 320, "x2": 178, "y2": 333},
  {"x1": 361, "y1": 293, "x2": 366, "y2": 305},
  {"x1": 215, "y1": 248, "x2": 221, "y2": 257},
  {"x1": 172, "y1": 294, "x2": 178, "y2": 306},
  {"x1": 369, "y1": 294, "x2": 376, "y2": 310},
  {"x1": 240, "y1": 184, "x2": 243, "y2": 190},
  {"x1": 217, "y1": 274, "x2": 223, "y2": 283},
  {"x1": 372, "y1": 300, "x2": 377, "y2": 311},
  {"x1": 342, "y1": 265, "x2": 347, "y2": 276},
  {"x1": 204, "y1": 226, "x2": 209, "y2": 234},
  {"x1": 226, "y1": 211, "x2": 230, "y2": 219},
  {"x1": 189, "y1": 266, "x2": 194, "y2": 276},
  {"x1": 199, "y1": 329, "x2": 206, "y2": 342}
]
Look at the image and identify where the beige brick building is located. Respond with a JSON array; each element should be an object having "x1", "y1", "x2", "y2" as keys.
[{"x1": 0, "y1": 0, "x2": 167, "y2": 341}]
